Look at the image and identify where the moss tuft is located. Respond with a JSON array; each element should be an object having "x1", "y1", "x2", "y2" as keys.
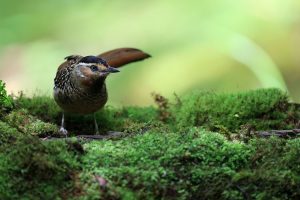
[
  {"x1": 0, "y1": 80, "x2": 13, "y2": 116},
  {"x1": 14, "y1": 93, "x2": 61, "y2": 122},
  {"x1": 4, "y1": 109, "x2": 58, "y2": 136},
  {"x1": 0, "y1": 120, "x2": 22, "y2": 146},
  {"x1": 0, "y1": 136, "x2": 81, "y2": 199},
  {"x1": 172, "y1": 88, "x2": 299, "y2": 132},
  {"x1": 225, "y1": 137, "x2": 300, "y2": 199},
  {"x1": 117, "y1": 106, "x2": 157, "y2": 123}
]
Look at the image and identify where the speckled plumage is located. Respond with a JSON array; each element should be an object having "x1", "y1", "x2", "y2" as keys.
[
  {"x1": 54, "y1": 56, "x2": 108, "y2": 114},
  {"x1": 53, "y1": 48, "x2": 150, "y2": 135}
]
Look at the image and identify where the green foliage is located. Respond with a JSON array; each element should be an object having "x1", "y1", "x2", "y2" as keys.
[
  {"x1": 0, "y1": 80, "x2": 13, "y2": 115},
  {"x1": 172, "y1": 88, "x2": 298, "y2": 132}
]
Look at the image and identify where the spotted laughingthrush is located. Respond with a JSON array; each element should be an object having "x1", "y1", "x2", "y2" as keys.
[{"x1": 53, "y1": 48, "x2": 150, "y2": 136}]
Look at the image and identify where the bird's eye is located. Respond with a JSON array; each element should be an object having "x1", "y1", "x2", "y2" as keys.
[{"x1": 90, "y1": 65, "x2": 98, "y2": 72}]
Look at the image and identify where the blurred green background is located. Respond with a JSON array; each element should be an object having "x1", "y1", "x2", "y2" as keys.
[{"x1": 0, "y1": 0, "x2": 300, "y2": 106}]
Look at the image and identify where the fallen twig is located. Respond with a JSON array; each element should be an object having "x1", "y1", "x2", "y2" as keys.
[
  {"x1": 256, "y1": 129, "x2": 300, "y2": 138},
  {"x1": 41, "y1": 131, "x2": 123, "y2": 141}
]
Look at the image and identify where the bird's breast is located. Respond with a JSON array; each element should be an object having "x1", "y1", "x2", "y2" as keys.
[{"x1": 54, "y1": 82, "x2": 108, "y2": 114}]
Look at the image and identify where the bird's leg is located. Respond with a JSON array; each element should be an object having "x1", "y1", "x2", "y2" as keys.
[
  {"x1": 94, "y1": 113, "x2": 100, "y2": 135},
  {"x1": 59, "y1": 112, "x2": 68, "y2": 137}
]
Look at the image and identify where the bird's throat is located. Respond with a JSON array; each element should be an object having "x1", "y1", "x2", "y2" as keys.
[{"x1": 90, "y1": 76, "x2": 107, "y2": 91}]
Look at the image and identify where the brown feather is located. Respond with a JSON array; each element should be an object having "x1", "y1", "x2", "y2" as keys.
[
  {"x1": 98, "y1": 48, "x2": 151, "y2": 68},
  {"x1": 57, "y1": 55, "x2": 83, "y2": 71}
]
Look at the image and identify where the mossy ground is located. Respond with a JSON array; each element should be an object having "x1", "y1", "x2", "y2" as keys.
[{"x1": 1, "y1": 81, "x2": 300, "y2": 199}]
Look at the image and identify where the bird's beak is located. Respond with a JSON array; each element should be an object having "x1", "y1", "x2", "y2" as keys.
[{"x1": 106, "y1": 66, "x2": 120, "y2": 73}]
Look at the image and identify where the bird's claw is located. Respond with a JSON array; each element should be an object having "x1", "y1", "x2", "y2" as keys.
[{"x1": 59, "y1": 127, "x2": 68, "y2": 138}]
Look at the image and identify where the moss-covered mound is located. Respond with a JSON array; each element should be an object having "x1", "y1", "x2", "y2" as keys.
[
  {"x1": 1, "y1": 81, "x2": 300, "y2": 199},
  {"x1": 172, "y1": 89, "x2": 300, "y2": 132},
  {"x1": 0, "y1": 137, "x2": 82, "y2": 199},
  {"x1": 80, "y1": 129, "x2": 300, "y2": 200},
  {"x1": 0, "y1": 80, "x2": 13, "y2": 116}
]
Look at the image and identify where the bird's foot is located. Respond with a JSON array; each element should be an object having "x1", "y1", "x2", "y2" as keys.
[{"x1": 59, "y1": 127, "x2": 68, "y2": 138}]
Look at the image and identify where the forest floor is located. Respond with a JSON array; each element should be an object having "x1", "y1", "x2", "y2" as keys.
[{"x1": 1, "y1": 80, "x2": 300, "y2": 200}]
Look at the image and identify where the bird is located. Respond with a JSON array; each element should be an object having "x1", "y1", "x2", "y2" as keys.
[{"x1": 53, "y1": 48, "x2": 150, "y2": 136}]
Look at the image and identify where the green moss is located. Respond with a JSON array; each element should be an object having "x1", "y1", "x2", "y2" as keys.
[
  {"x1": 2, "y1": 127, "x2": 300, "y2": 199},
  {"x1": 0, "y1": 120, "x2": 22, "y2": 146},
  {"x1": 1, "y1": 84, "x2": 300, "y2": 199},
  {"x1": 13, "y1": 92, "x2": 158, "y2": 135},
  {"x1": 80, "y1": 129, "x2": 252, "y2": 199},
  {"x1": 61, "y1": 106, "x2": 159, "y2": 135},
  {"x1": 123, "y1": 120, "x2": 170, "y2": 136},
  {"x1": 78, "y1": 128, "x2": 300, "y2": 200},
  {"x1": 225, "y1": 137, "x2": 300, "y2": 200},
  {"x1": 172, "y1": 88, "x2": 298, "y2": 132},
  {"x1": 9, "y1": 88, "x2": 299, "y2": 136},
  {"x1": 0, "y1": 80, "x2": 13, "y2": 116},
  {"x1": 0, "y1": 136, "x2": 81, "y2": 200},
  {"x1": 117, "y1": 106, "x2": 157, "y2": 123},
  {"x1": 14, "y1": 93, "x2": 61, "y2": 122},
  {"x1": 61, "y1": 108, "x2": 136, "y2": 135},
  {"x1": 4, "y1": 108, "x2": 58, "y2": 136}
]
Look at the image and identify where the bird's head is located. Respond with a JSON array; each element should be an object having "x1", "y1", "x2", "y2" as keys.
[{"x1": 73, "y1": 55, "x2": 119, "y2": 88}]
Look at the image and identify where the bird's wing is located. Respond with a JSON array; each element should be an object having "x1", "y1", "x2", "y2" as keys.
[
  {"x1": 57, "y1": 55, "x2": 83, "y2": 71},
  {"x1": 98, "y1": 48, "x2": 151, "y2": 68}
]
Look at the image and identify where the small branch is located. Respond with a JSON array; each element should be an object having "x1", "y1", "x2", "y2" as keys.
[
  {"x1": 41, "y1": 131, "x2": 123, "y2": 141},
  {"x1": 256, "y1": 129, "x2": 300, "y2": 138}
]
